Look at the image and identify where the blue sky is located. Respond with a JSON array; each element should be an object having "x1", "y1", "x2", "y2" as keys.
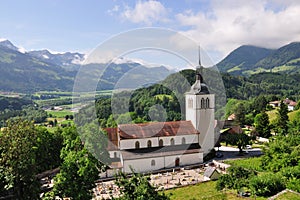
[{"x1": 1, "y1": 0, "x2": 300, "y2": 66}]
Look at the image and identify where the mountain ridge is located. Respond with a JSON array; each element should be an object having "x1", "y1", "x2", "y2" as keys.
[
  {"x1": 217, "y1": 42, "x2": 300, "y2": 75},
  {"x1": 0, "y1": 39, "x2": 173, "y2": 93}
]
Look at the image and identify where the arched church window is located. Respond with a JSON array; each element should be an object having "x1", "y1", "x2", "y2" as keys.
[
  {"x1": 188, "y1": 98, "x2": 193, "y2": 108},
  {"x1": 135, "y1": 141, "x2": 140, "y2": 149},
  {"x1": 170, "y1": 138, "x2": 175, "y2": 145},
  {"x1": 201, "y1": 98, "x2": 205, "y2": 109},
  {"x1": 151, "y1": 160, "x2": 155, "y2": 166},
  {"x1": 147, "y1": 140, "x2": 152, "y2": 148},
  {"x1": 159, "y1": 139, "x2": 163, "y2": 147},
  {"x1": 114, "y1": 152, "x2": 117, "y2": 158},
  {"x1": 182, "y1": 137, "x2": 186, "y2": 144},
  {"x1": 206, "y1": 97, "x2": 210, "y2": 109}
]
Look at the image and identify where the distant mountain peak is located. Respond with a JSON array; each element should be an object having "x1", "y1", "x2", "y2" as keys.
[
  {"x1": 217, "y1": 45, "x2": 274, "y2": 75},
  {"x1": 0, "y1": 39, "x2": 19, "y2": 51}
]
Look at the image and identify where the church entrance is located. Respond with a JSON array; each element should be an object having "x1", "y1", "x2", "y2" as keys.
[{"x1": 175, "y1": 158, "x2": 180, "y2": 167}]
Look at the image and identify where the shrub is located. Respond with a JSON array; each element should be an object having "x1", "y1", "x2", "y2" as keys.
[{"x1": 249, "y1": 173, "x2": 286, "y2": 197}]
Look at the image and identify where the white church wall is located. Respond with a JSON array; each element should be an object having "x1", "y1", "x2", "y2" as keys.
[
  {"x1": 122, "y1": 152, "x2": 203, "y2": 173},
  {"x1": 180, "y1": 135, "x2": 198, "y2": 144},
  {"x1": 109, "y1": 150, "x2": 120, "y2": 158},
  {"x1": 180, "y1": 153, "x2": 203, "y2": 165},
  {"x1": 120, "y1": 138, "x2": 158, "y2": 150},
  {"x1": 164, "y1": 153, "x2": 202, "y2": 168},
  {"x1": 123, "y1": 157, "x2": 165, "y2": 173}
]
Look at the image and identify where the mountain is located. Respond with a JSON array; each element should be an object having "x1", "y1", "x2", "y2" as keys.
[
  {"x1": 28, "y1": 50, "x2": 85, "y2": 71},
  {"x1": 0, "y1": 40, "x2": 173, "y2": 93},
  {"x1": 76, "y1": 62, "x2": 174, "y2": 92},
  {"x1": 217, "y1": 45, "x2": 274, "y2": 75},
  {"x1": 217, "y1": 42, "x2": 300, "y2": 75},
  {"x1": 0, "y1": 39, "x2": 19, "y2": 51},
  {"x1": 0, "y1": 43, "x2": 76, "y2": 93},
  {"x1": 254, "y1": 42, "x2": 300, "y2": 73}
]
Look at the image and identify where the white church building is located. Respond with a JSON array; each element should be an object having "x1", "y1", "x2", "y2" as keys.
[{"x1": 106, "y1": 60, "x2": 215, "y2": 173}]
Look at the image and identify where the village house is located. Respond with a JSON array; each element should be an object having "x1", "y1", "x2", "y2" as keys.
[{"x1": 269, "y1": 98, "x2": 297, "y2": 111}]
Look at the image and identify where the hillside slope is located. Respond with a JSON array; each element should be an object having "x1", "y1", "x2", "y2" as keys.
[{"x1": 217, "y1": 42, "x2": 300, "y2": 75}]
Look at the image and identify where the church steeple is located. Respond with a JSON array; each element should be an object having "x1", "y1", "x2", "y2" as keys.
[
  {"x1": 190, "y1": 46, "x2": 209, "y2": 94},
  {"x1": 196, "y1": 46, "x2": 204, "y2": 83}
]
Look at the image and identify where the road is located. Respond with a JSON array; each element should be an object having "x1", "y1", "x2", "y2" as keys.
[{"x1": 213, "y1": 146, "x2": 263, "y2": 161}]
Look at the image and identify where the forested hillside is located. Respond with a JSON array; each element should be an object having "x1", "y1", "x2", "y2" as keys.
[
  {"x1": 218, "y1": 42, "x2": 300, "y2": 75},
  {"x1": 76, "y1": 68, "x2": 300, "y2": 128}
]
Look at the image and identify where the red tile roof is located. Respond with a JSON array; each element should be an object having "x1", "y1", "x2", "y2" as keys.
[
  {"x1": 104, "y1": 127, "x2": 119, "y2": 150},
  {"x1": 118, "y1": 120, "x2": 199, "y2": 139},
  {"x1": 289, "y1": 101, "x2": 297, "y2": 107}
]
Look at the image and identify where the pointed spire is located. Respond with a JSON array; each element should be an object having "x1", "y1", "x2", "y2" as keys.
[
  {"x1": 198, "y1": 45, "x2": 204, "y2": 75},
  {"x1": 195, "y1": 45, "x2": 203, "y2": 83},
  {"x1": 198, "y1": 45, "x2": 201, "y2": 67}
]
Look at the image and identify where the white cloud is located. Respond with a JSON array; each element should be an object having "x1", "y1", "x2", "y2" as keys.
[
  {"x1": 175, "y1": 0, "x2": 300, "y2": 62},
  {"x1": 121, "y1": 0, "x2": 168, "y2": 25},
  {"x1": 107, "y1": 5, "x2": 120, "y2": 15}
]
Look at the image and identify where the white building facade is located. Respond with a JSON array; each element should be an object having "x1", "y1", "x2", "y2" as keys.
[{"x1": 106, "y1": 59, "x2": 215, "y2": 173}]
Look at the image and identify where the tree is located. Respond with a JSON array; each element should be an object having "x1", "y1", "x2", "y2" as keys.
[
  {"x1": 52, "y1": 126, "x2": 103, "y2": 200},
  {"x1": 0, "y1": 119, "x2": 40, "y2": 199},
  {"x1": 249, "y1": 173, "x2": 285, "y2": 197},
  {"x1": 261, "y1": 134, "x2": 300, "y2": 172},
  {"x1": 35, "y1": 127, "x2": 63, "y2": 173},
  {"x1": 216, "y1": 166, "x2": 256, "y2": 192},
  {"x1": 113, "y1": 169, "x2": 170, "y2": 200},
  {"x1": 216, "y1": 174, "x2": 234, "y2": 191},
  {"x1": 224, "y1": 133, "x2": 250, "y2": 153},
  {"x1": 252, "y1": 95, "x2": 268, "y2": 115},
  {"x1": 275, "y1": 100, "x2": 289, "y2": 135},
  {"x1": 233, "y1": 102, "x2": 246, "y2": 125},
  {"x1": 254, "y1": 111, "x2": 271, "y2": 138}
]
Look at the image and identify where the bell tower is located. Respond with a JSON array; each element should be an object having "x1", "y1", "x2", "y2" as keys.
[{"x1": 185, "y1": 48, "x2": 215, "y2": 156}]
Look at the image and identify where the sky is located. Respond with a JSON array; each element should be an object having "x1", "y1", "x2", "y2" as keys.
[{"x1": 1, "y1": 0, "x2": 300, "y2": 67}]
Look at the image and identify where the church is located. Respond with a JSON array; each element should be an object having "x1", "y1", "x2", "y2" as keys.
[{"x1": 105, "y1": 58, "x2": 215, "y2": 173}]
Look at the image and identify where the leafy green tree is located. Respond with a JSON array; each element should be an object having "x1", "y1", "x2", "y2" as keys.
[
  {"x1": 275, "y1": 100, "x2": 289, "y2": 135},
  {"x1": 225, "y1": 99, "x2": 239, "y2": 119},
  {"x1": 261, "y1": 134, "x2": 300, "y2": 172},
  {"x1": 52, "y1": 126, "x2": 103, "y2": 200},
  {"x1": 0, "y1": 166, "x2": 14, "y2": 197},
  {"x1": 113, "y1": 169, "x2": 170, "y2": 200},
  {"x1": 254, "y1": 111, "x2": 271, "y2": 138},
  {"x1": 294, "y1": 100, "x2": 300, "y2": 110},
  {"x1": 233, "y1": 102, "x2": 246, "y2": 125},
  {"x1": 0, "y1": 119, "x2": 40, "y2": 199},
  {"x1": 249, "y1": 173, "x2": 285, "y2": 197},
  {"x1": 35, "y1": 127, "x2": 63, "y2": 173},
  {"x1": 252, "y1": 95, "x2": 268, "y2": 115},
  {"x1": 216, "y1": 174, "x2": 234, "y2": 191},
  {"x1": 216, "y1": 166, "x2": 256, "y2": 192},
  {"x1": 224, "y1": 133, "x2": 250, "y2": 153},
  {"x1": 19, "y1": 105, "x2": 48, "y2": 123}
]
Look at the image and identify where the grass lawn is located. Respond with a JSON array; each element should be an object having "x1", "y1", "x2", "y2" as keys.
[
  {"x1": 224, "y1": 157, "x2": 263, "y2": 172},
  {"x1": 289, "y1": 109, "x2": 300, "y2": 122},
  {"x1": 267, "y1": 108, "x2": 300, "y2": 123},
  {"x1": 275, "y1": 191, "x2": 300, "y2": 200},
  {"x1": 267, "y1": 109, "x2": 278, "y2": 123},
  {"x1": 164, "y1": 181, "x2": 266, "y2": 200},
  {"x1": 47, "y1": 110, "x2": 73, "y2": 118}
]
